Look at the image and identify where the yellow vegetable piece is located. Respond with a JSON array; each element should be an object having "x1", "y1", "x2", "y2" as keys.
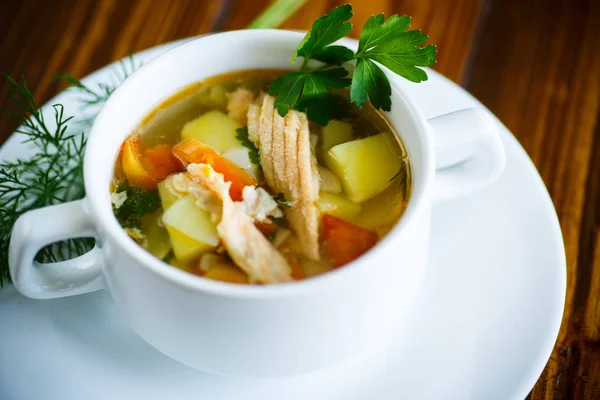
[
  {"x1": 301, "y1": 258, "x2": 332, "y2": 278},
  {"x1": 350, "y1": 181, "x2": 406, "y2": 231},
  {"x1": 166, "y1": 228, "x2": 215, "y2": 264},
  {"x1": 157, "y1": 177, "x2": 181, "y2": 211},
  {"x1": 204, "y1": 264, "x2": 249, "y2": 284},
  {"x1": 325, "y1": 132, "x2": 402, "y2": 203},
  {"x1": 195, "y1": 84, "x2": 227, "y2": 109},
  {"x1": 222, "y1": 147, "x2": 259, "y2": 179},
  {"x1": 165, "y1": 255, "x2": 193, "y2": 272},
  {"x1": 162, "y1": 196, "x2": 219, "y2": 263},
  {"x1": 198, "y1": 253, "x2": 228, "y2": 273},
  {"x1": 181, "y1": 110, "x2": 243, "y2": 153},
  {"x1": 317, "y1": 191, "x2": 361, "y2": 220},
  {"x1": 140, "y1": 211, "x2": 172, "y2": 260},
  {"x1": 321, "y1": 120, "x2": 353, "y2": 153}
]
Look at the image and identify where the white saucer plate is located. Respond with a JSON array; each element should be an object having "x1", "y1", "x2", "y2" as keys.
[{"x1": 0, "y1": 39, "x2": 566, "y2": 400}]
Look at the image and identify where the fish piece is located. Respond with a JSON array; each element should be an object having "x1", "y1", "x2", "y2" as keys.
[
  {"x1": 247, "y1": 104, "x2": 261, "y2": 145},
  {"x1": 283, "y1": 112, "x2": 300, "y2": 202},
  {"x1": 248, "y1": 95, "x2": 321, "y2": 260},
  {"x1": 271, "y1": 109, "x2": 288, "y2": 190},
  {"x1": 257, "y1": 96, "x2": 277, "y2": 190},
  {"x1": 227, "y1": 88, "x2": 254, "y2": 125},
  {"x1": 291, "y1": 112, "x2": 320, "y2": 260},
  {"x1": 241, "y1": 185, "x2": 283, "y2": 222},
  {"x1": 166, "y1": 172, "x2": 221, "y2": 218},
  {"x1": 187, "y1": 164, "x2": 292, "y2": 283}
]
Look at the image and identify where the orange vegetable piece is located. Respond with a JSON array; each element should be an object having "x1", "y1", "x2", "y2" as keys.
[
  {"x1": 277, "y1": 239, "x2": 305, "y2": 281},
  {"x1": 172, "y1": 138, "x2": 256, "y2": 201},
  {"x1": 142, "y1": 144, "x2": 185, "y2": 180},
  {"x1": 322, "y1": 214, "x2": 378, "y2": 268},
  {"x1": 289, "y1": 260, "x2": 304, "y2": 281},
  {"x1": 121, "y1": 136, "x2": 157, "y2": 190},
  {"x1": 204, "y1": 264, "x2": 249, "y2": 284}
]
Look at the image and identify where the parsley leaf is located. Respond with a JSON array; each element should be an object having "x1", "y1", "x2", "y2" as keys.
[
  {"x1": 359, "y1": 30, "x2": 437, "y2": 83},
  {"x1": 268, "y1": 71, "x2": 305, "y2": 116},
  {"x1": 351, "y1": 58, "x2": 392, "y2": 111},
  {"x1": 354, "y1": 15, "x2": 437, "y2": 84},
  {"x1": 295, "y1": 92, "x2": 348, "y2": 126},
  {"x1": 293, "y1": 4, "x2": 353, "y2": 64},
  {"x1": 308, "y1": 68, "x2": 352, "y2": 89},
  {"x1": 312, "y1": 45, "x2": 354, "y2": 64},
  {"x1": 268, "y1": 66, "x2": 351, "y2": 124},
  {"x1": 357, "y1": 14, "x2": 411, "y2": 53},
  {"x1": 268, "y1": 5, "x2": 436, "y2": 124},
  {"x1": 235, "y1": 127, "x2": 261, "y2": 166}
]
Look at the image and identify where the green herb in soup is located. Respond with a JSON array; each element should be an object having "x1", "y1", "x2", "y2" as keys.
[{"x1": 111, "y1": 69, "x2": 410, "y2": 284}]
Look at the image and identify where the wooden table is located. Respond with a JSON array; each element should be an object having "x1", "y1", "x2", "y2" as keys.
[{"x1": 1, "y1": 0, "x2": 599, "y2": 398}]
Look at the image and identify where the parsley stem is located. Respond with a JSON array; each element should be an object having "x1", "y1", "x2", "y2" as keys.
[
  {"x1": 247, "y1": 0, "x2": 308, "y2": 29},
  {"x1": 312, "y1": 64, "x2": 342, "y2": 72},
  {"x1": 300, "y1": 57, "x2": 310, "y2": 71}
]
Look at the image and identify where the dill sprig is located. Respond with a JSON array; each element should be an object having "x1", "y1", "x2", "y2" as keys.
[
  {"x1": 0, "y1": 77, "x2": 90, "y2": 285},
  {"x1": 0, "y1": 57, "x2": 138, "y2": 287}
]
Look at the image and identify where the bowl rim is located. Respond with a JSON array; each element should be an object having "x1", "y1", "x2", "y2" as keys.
[{"x1": 84, "y1": 30, "x2": 435, "y2": 298}]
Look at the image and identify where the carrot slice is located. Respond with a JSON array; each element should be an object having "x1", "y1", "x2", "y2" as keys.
[
  {"x1": 322, "y1": 214, "x2": 378, "y2": 268},
  {"x1": 277, "y1": 239, "x2": 305, "y2": 281},
  {"x1": 173, "y1": 138, "x2": 256, "y2": 201},
  {"x1": 289, "y1": 260, "x2": 304, "y2": 281},
  {"x1": 121, "y1": 137, "x2": 157, "y2": 190},
  {"x1": 142, "y1": 144, "x2": 185, "y2": 180}
]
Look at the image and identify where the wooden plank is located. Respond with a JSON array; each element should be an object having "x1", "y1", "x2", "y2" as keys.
[
  {"x1": 465, "y1": 0, "x2": 600, "y2": 398},
  {"x1": 0, "y1": 0, "x2": 226, "y2": 145},
  {"x1": 225, "y1": 0, "x2": 483, "y2": 83},
  {"x1": 5, "y1": 0, "x2": 599, "y2": 397}
]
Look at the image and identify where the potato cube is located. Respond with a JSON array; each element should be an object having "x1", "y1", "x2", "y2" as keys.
[
  {"x1": 157, "y1": 177, "x2": 180, "y2": 211},
  {"x1": 318, "y1": 191, "x2": 362, "y2": 220},
  {"x1": 321, "y1": 120, "x2": 353, "y2": 153},
  {"x1": 349, "y1": 182, "x2": 405, "y2": 230},
  {"x1": 162, "y1": 196, "x2": 219, "y2": 263},
  {"x1": 325, "y1": 132, "x2": 402, "y2": 203},
  {"x1": 181, "y1": 110, "x2": 243, "y2": 153}
]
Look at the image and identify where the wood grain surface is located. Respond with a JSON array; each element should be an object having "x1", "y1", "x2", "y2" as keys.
[{"x1": 1, "y1": 0, "x2": 599, "y2": 398}]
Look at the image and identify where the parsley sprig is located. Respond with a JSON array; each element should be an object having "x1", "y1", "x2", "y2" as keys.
[{"x1": 268, "y1": 4, "x2": 437, "y2": 125}]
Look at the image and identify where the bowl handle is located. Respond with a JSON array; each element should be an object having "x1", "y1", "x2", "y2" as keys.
[
  {"x1": 427, "y1": 108, "x2": 506, "y2": 202},
  {"x1": 9, "y1": 199, "x2": 105, "y2": 299}
]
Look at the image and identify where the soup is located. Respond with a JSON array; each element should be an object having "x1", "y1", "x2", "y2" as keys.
[{"x1": 111, "y1": 69, "x2": 410, "y2": 284}]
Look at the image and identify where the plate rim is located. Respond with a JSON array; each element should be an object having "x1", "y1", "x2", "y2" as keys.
[{"x1": 0, "y1": 37, "x2": 567, "y2": 399}]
